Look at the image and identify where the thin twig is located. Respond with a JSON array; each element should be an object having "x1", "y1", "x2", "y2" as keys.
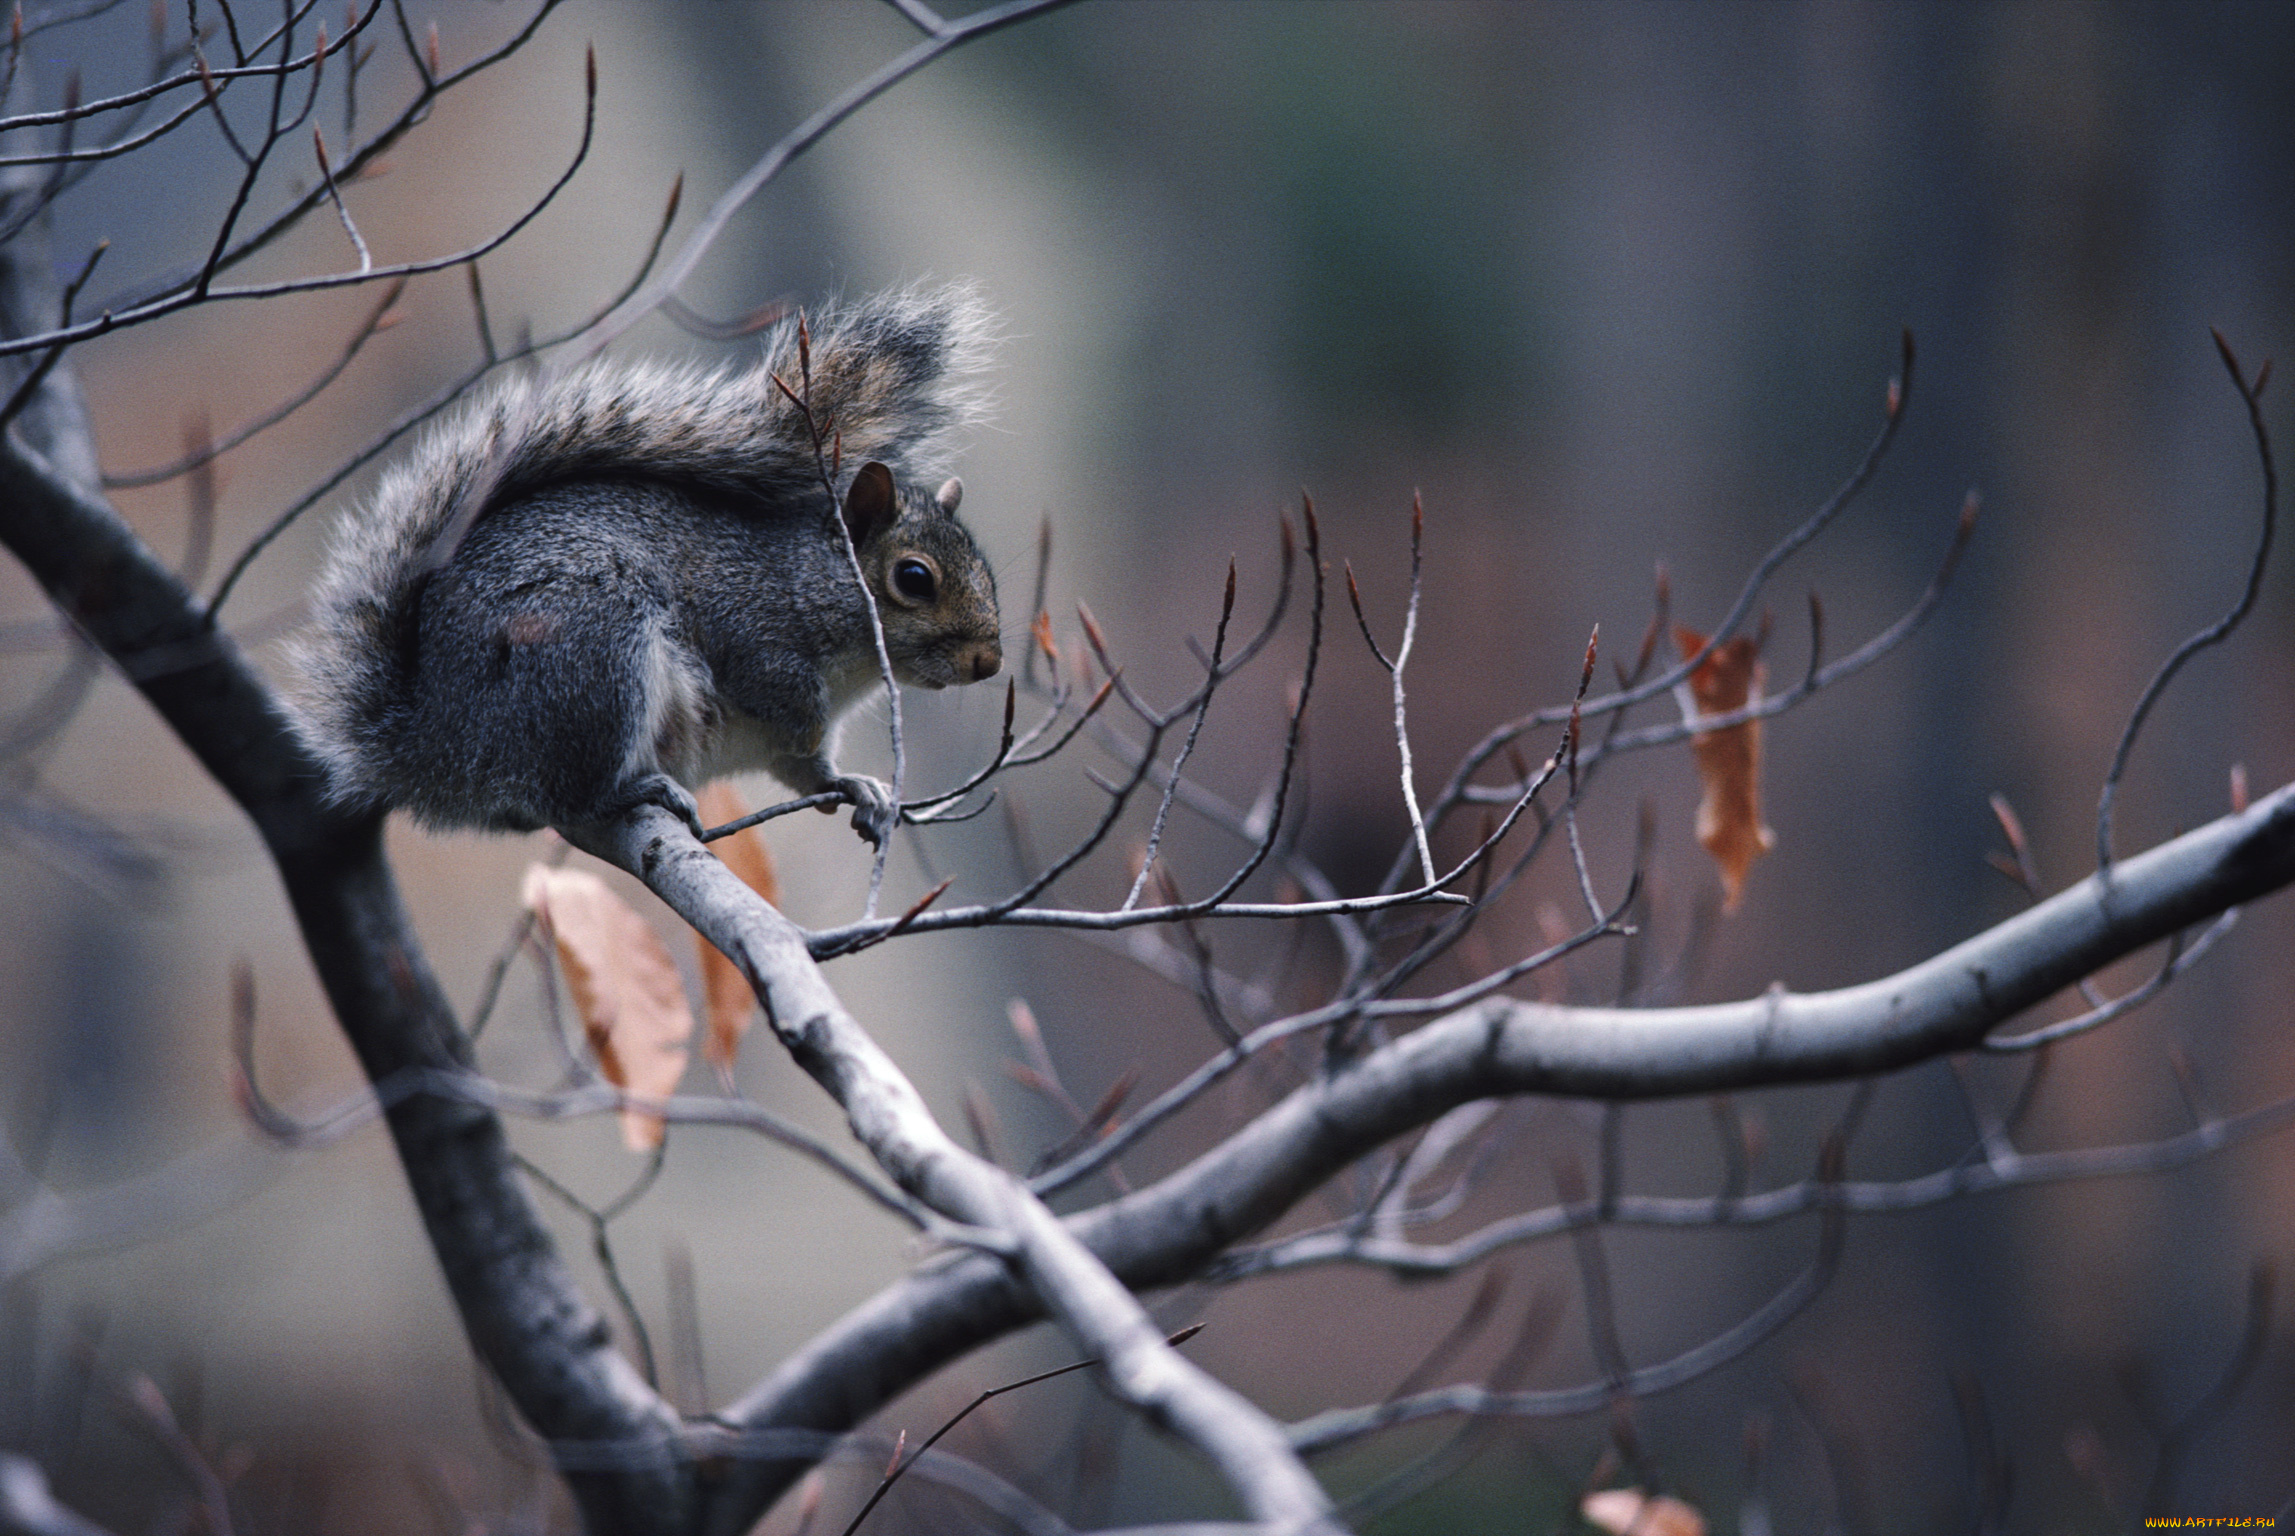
[
  {"x1": 2097, "y1": 332, "x2": 2277, "y2": 872},
  {"x1": 1120, "y1": 561, "x2": 1237, "y2": 910},
  {"x1": 837, "y1": 1325, "x2": 1204, "y2": 1536},
  {"x1": 308, "y1": 122, "x2": 368, "y2": 270},
  {"x1": 573, "y1": 0, "x2": 1082, "y2": 358}
]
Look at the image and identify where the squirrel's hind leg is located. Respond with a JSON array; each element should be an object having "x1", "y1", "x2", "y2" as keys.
[
  {"x1": 401, "y1": 556, "x2": 700, "y2": 835},
  {"x1": 587, "y1": 770, "x2": 708, "y2": 841},
  {"x1": 591, "y1": 617, "x2": 713, "y2": 840}
]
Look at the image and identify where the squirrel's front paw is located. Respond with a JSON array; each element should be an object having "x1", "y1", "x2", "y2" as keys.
[{"x1": 832, "y1": 774, "x2": 899, "y2": 848}]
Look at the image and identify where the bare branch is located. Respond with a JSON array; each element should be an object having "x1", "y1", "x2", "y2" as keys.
[
  {"x1": 1375, "y1": 494, "x2": 1436, "y2": 885},
  {"x1": 0, "y1": 0, "x2": 572, "y2": 358},
  {"x1": 712, "y1": 783, "x2": 2295, "y2": 1527},
  {"x1": 11, "y1": 40, "x2": 589, "y2": 341},
  {"x1": 570, "y1": 804, "x2": 1338, "y2": 1532},
  {"x1": 576, "y1": 0, "x2": 1083, "y2": 356},
  {"x1": 309, "y1": 123, "x2": 370, "y2": 270},
  {"x1": 1120, "y1": 560, "x2": 1236, "y2": 911},
  {"x1": 1983, "y1": 909, "x2": 2237, "y2": 1051},
  {"x1": 2097, "y1": 333, "x2": 2278, "y2": 870},
  {"x1": 1286, "y1": 1155, "x2": 1845, "y2": 1450},
  {"x1": 1410, "y1": 337, "x2": 1925, "y2": 873},
  {"x1": 0, "y1": 3, "x2": 370, "y2": 156},
  {"x1": 836, "y1": 1324, "x2": 1204, "y2": 1536},
  {"x1": 0, "y1": 366, "x2": 687, "y2": 1536}
]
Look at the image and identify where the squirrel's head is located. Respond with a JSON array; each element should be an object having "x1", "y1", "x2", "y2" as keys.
[{"x1": 842, "y1": 461, "x2": 1002, "y2": 689}]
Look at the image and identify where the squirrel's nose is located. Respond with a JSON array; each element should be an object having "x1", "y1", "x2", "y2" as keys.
[{"x1": 967, "y1": 641, "x2": 1002, "y2": 682}]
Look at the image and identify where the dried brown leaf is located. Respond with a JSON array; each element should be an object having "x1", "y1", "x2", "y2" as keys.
[
  {"x1": 1674, "y1": 626, "x2": 1776, "y2": 912},
  {"x1": 692, "y1": 782, "x2": 778, "y2": 1073},
  {"x1": 521, "y1": 865, "x2": 692, "y2": 1150},
  {"x1": 1581, "y1": 1488, "x2": 1707, "y2": 1536}
]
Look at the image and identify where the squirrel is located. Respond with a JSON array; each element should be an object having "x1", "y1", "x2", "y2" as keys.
[{"x1": 287, "y1": 284, "x2": 1004, "y2": 847}]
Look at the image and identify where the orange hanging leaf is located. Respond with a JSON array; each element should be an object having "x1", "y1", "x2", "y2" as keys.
[
  {"x1": 1582, "y1": 1489, "x2": 1707, "y2": 1536},
  {"x1": 1674, "y1": 626, "x2": 1775, "y2": 913},
  {"x1": 692, "y1": 781, "x2": 780, "y2": 1075},
  {"x1": 521, "y1": 864, "x2": 692, "y2": 1150}
]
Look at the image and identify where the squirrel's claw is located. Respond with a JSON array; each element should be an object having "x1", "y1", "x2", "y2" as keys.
[{"x1": 835, "y1": 774, "x2": 900, "y2": 848}]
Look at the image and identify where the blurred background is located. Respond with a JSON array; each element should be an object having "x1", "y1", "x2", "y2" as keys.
[{"x1": 3, "y1": 1, "x2": 2294, "y2": 1530}]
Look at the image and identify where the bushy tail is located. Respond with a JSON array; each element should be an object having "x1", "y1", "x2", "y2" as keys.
[{"x1": 758, "y1": 282, "x2": 998, "y2": 482}]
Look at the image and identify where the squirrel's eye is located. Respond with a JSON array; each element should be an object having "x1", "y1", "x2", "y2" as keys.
[{"x1": 892, "y1": 558, "x2": 938, "y2": 603}]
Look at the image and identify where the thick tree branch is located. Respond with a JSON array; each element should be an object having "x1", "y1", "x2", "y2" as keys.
[
  {"x1": 0, "y1": 225, "x2": 687, "y2": 1534},
  {"x1": 710, "y1": 779, "x2": 2295, "y2": 1529},
  {"x1": 566, "y1": 806, "x2": 1340, "y2": 1535}
]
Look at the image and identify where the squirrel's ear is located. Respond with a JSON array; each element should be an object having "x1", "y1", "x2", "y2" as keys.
[
  {"x1": 842, "y1": 462, "x2": 898, "y2": 548},
  {"x1": 935, "y1": 477, "x2": 963, "y2": 515}
]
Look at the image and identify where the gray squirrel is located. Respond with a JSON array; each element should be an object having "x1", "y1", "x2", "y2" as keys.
[{"x1": 288, "y1": 285, "x2": 1004, "y2": 846}]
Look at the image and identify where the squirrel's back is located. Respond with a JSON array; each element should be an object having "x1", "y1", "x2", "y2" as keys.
[{"x1": 290, "y1": 283, "x2": 996, "y2": 814}]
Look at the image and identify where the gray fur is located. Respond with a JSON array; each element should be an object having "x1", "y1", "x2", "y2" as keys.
[{"x1": 287, "y1": 285, "x2": 1003, "y2": 840}]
